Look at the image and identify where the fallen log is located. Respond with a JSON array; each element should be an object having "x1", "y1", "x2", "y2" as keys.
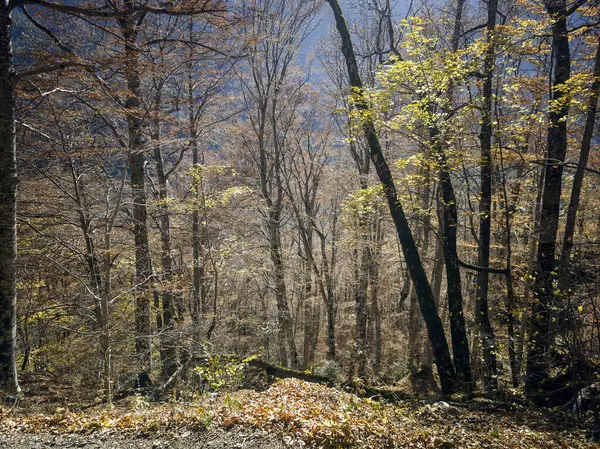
[{"x1": 243, "y1": 358, "x2": 412, "y2": 402}]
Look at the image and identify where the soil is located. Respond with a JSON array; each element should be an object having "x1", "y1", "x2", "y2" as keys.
[{"x1": 0, "y1": 427, "x2": 303, "y2": 449}]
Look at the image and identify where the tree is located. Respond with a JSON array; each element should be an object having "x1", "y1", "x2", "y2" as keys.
[
  {"x1": 0, "y1": 0, "x2": 19, "y2": 394},
  {"x1": 325, "y1": 0, "x2": 456, "y2": 394},
  {"x1": 526, "y1": 0, "x2": 573, "y2": 392},
  {"x1": 0, "y1": 0, "x2": 229, "y2": 393},
  {"x1": 238, "y1": 0, "x2": 320, "y2": 368},
  {"x1": 556, "y1": 36, "x2": 600, "y2": 315},
  {"x1": 476, "y1": 0, "x2": 499, "y2": 393}
]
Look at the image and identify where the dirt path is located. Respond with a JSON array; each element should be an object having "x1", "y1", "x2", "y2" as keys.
[{"x1": 0, "y1": 428, "x2": 303, "y2": 449}]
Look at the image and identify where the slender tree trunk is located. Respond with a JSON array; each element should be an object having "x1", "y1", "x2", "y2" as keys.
[
  {"x1": 294, "y1": 208, "x2": 335, "y2": 361},
  {"x1": 190, "y1": 112, "x2": 205, "y2": 332},
  {"x1": 518, "y1": 166, "x2": 544, "y2": 375},
  {"x1": 320, "y1": 226, "x2": 337, "y2": 360},
  {"x1": 326, "y1": 0, "x2": 455, "y2": 394},
  {"x1": 557, "y1": 37, "x2": 600, "y2": 295},
  {"x1": 70, "y1": 162, "x2": 114, "y2": 398},
  {"x1": 499, "y1": 146, "x2": 520, "y2": 388},
  {"x1": 268, "y1": 92, "x2": 298, "y2": 368},
  {"x1": 121, "y1": 10, "x2": 153, "y2": 380},
  {"x1": 98, "y1": 169, "x2": 126, "y2": 402},
  {"x1": 421, "y1": 0, "x2": 471, "y2": 390},
  {"x1": 268, "y1": 209, "x2": 298, "y2": 367},
  {"x1": 431, "y1": 131, "x2": 472, "y2": 390},
  {"x1": 0, "y1": 2, "x2": 19, "y2": 394},
  {"x1": 526, "y1": 0, "x2": 571, "y2": 391},
  {"x1": 407, "y1": 283, "x2": 420, "y2": 370},
  {"x1": 397, "y1": 266, "x2": 410, "y2": 316},
  {"x1": 408, "y1": 164, "x2": 431, "y2": 371},
  {"x1": 354, "y1": 224, "x2": 370, "y2": 379},
  {"x1": 70, "y1": 164, "x2": 103, "y2": 327},
  {"x1": 205, "y1": 245, "x2": 218, "y2": 341},
  {"x1": 476, "y1": 0, "x2": 499, "y2": 393},
  {"x1": 425, "y1": 238, "x2": 445, "y2": 368},
  {"x1": 369, "y1": 216, "x2": 384, "y2": 375},
  {"x1": 152, "y1": 91, "x2": 178, "y2": 382},
  {"x1": 326, "y1": 301, "x2": 336, "y2": 360},
  {"x1": 188, "y1": 20, "x2": 205, "y2": 338},
  {"x1": 301, "y1": 226, "x2": 316, "y2": 369},
  {"x1": 99, "y1": 253, "x2": 111, "y2": 401}
]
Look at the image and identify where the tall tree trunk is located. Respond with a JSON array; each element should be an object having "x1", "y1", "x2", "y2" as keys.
[
  {"x1": 476, "y1": 0, "x2": 499, "y2": 393},
  {"x1": 152, "y1": 91, "x2": 178, "y2": 382},
  {"x1": 422, "y1": 0, "x2": 471, "y2": 391},
  {"x1": 408, "y1": 167, "x2": 433, "y2": 371},
  {"x1": 431, "y1": 131, "x2": 472, "y2": 390},
  {"x1": 354, "y1": 225, "x2": 370, "y2": 379},
  {"x1": 188, "y1": 20, "x2": 205, "y2": 339},
  {"x1": 526, "y1": 0, "x2": 571, "y2": 392},
  {"x1": 369, "y1": 216, "x2": 384, "y2": 375},
  {"x1": 190, "y1": 108, "x2": 205, "y2": 334},
  {"x1": 268, "y1": 209, "x2": 298, "y2": 367},
  {"x1": 121, "y1": 10, "x2": 153, "y2": 380},
  {"x1": 556, "y1": 37, "x2": 600, "y2": 295},
  {"x1": 518, "y1": 166, "x2": 544, "y2": 375},
  {"x1": 267, "y1": 89, "x2": 298, "y2": 368},
  {"x1": 0, "y1": 2, "x2": 19, "y2": 394},
  {"x1": 319, "y1": 225, "x2": 337, "y2": 360},
  {"x1": 70, "y1": 165, "x2": 103, "y2": 325},
  {"x1": 301, "y1": 226, "x2": 316, "y2": 369},
  {"x1": 70, "y1": 161, "x2": 113, "y2": 398},
  {"x1": 407, "y1": 283, "x2": 421, "y2": 370},
  {"x1": 326, "y1": 0, "x2": 455, "y2": 394},
  {"x1": 294, "y1": 206, "x2": 336, "y2": 361},
  {"x1": 499, "y1": 146, "x2": 520, "y2": 388},
  {"x1": 98, "y1": 174, "x2": 126, "y2": 402},
  {"x1": 424, "y1": 239, "x2": 444, "y2": 368}
]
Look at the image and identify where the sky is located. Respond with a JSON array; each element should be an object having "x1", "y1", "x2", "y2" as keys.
[{"x1": 298, "y1": 0, "x2": 413, "y2": 78}]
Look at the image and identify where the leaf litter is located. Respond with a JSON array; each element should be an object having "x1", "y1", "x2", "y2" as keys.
[{"x1": 1, "y1": 379, "x2": 597, "y2": 448}]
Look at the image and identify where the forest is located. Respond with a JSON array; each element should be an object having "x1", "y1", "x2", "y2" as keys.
[{"x1": 1, "y1": 0, "x2": 600, "y2": 447}]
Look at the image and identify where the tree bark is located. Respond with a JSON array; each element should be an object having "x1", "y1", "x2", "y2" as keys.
[
  {"x1": 69, "y1": 160, "x2": 113, "y2": 399},
  {"x1": 369, "y1": 215, "x2": 384, "y2": 375},
  {"x1": 431, "y1": 131, "x2": 472, "y2": 390},
  {"x1": 268, "y1": 207, "x2": 298, "y2": 368},
  {"x1": 320, "y1": 225, "x2": 338, "y2": 360},
  {"x1": 121, "y1": 6, "x2": 153, "y2": 380},
  {"x1": 517, "y1": 166, "x2": 544, "y2": 376},
  {"x1": 152, "y1": 90, "x2": 178, "y2": 382},
  {"x1": 0, "y1": 1, "x2": 20, "y2": 394},
  {"x1": 556, "y1": 37, "x2": 600, "y2": 297},
  {"x1": 526, "y1": 0, "x2": 571, "y2": 392},
  {"x1": 326, "y1": 0, "x2": 455, "y2": 394},
  {"x1": 354, "y1": 227, "x2": 370, "y2": 379},
  {"x1": 422, "y1": 0, "x2": 471, "y2": 391},
  {"x1": 476, "y1": 0, "x2": 499, "y2": 393},
  {"x1": 188, "y1": 19, "x2": 205, "y2": 338}
]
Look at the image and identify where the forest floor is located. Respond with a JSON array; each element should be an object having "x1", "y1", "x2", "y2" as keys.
[{"x1": 1, "y1": 377, "x2": 598, "y2": 448}]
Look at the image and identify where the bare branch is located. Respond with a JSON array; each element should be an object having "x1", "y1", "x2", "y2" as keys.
[{"x1": 16, "y1": 62, "x2": 95, "y2": 81}]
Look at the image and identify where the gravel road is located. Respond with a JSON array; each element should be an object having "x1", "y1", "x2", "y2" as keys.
[{"x1": 0, "y1": 428, "x2": 305, "y2": 449}]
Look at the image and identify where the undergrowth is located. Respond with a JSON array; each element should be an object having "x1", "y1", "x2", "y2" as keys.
[{"x1": 0, "y1": 379, "x2": 596, "y2": 448}]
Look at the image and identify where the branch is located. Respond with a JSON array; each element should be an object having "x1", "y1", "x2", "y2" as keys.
[
  {"x1": 531, "y1": 158, "x2": 600, "y2": 177},
  {"x1": 13, "y1": 0, "x2": 227, "y2": 18},
  {"x1": 16, "y1": 62, "x2": 95, "y2": 81},
  {"x1": 566, "y1": 0, "x2": 588, "y2": 17},
  {"x1": 144, "y1": 38, "x2": 235, "y2": 57},
  {"x1": 458, "y1": 258, "x2": 509, "y2": 274},
  {"x1": 569, "y1": 19, "x2": 600, "y2": 34},
  {"x1": 20, "y1": 6, "x2": 77, "y2": 55},
  {"x1": 461, "y1": 23, "x2": 486, "y2": 37}
]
